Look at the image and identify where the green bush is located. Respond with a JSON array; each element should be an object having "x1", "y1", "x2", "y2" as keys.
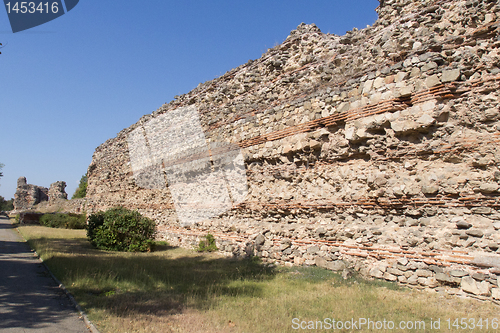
[
  {"x1": 196, "y1": 233, "x2": 218, "y2": 252},
  {"x1": 39, "y1": 213, "x2": 86, "y2": 229},
  {"x1": 87, "y1": 207, "x2": 156, "y2": 252},
  {"x1": 0, "y1": 196, "x2": 14, "y2": 211}
]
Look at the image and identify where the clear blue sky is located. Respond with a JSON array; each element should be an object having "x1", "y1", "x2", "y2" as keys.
[{"x1": 0, "y1": 0, "x2": 379, "y2": 201}]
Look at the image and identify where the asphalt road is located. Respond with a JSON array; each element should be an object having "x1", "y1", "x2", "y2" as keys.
[{"x1": 0, "y1": 216, "x2": 90, "y2": 333}]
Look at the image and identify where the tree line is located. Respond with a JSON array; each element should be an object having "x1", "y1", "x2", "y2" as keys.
[{"x1": 0, "y1": 163, "x2": 13, "y2": 211}]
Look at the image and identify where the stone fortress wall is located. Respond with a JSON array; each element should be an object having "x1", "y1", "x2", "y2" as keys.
[
  {"x1": 13, "y1": 177, "x2": 49, "y2": 211},
  {"x1": 86, "y1": 0, "x2": 500, "y2": 301},
  {"x1": 12, "y1": 177, "x2": 87, "y2": 223},
  {"x1": 13, "y1": 177, "x2": 70, "y2": 211}
]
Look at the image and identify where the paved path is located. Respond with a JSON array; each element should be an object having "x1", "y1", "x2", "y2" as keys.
[{"x1": 0, "y1": 216, "x2": 90, "y2": 333}]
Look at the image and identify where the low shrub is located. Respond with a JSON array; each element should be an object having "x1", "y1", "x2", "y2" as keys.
[
  {"x1": 196, "y1": 233, "x2": 218, "y2": 252},
  {"x1": 87, "y1": 207, "x2": 156, "y2": 252},
  {"x1": 39, "y1": 213, "x2": 86, "y2": 229}
]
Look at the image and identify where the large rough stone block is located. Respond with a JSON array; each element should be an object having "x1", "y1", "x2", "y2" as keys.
[
  {"x1": 370, "y1": 267, "x2": 384, "y2": 279},
  {"x1": 441, "y1": 69, "x2": 460, "y2": 83},
  {"x1": 315, "y1": 257, "x2": 328, "y2": 269},
  {"x1": 472, "y1": 255, "x2": 500, "y2": 269},
  {"x1": 327, "y1": 260, "x2": 346, "y2": 272},
  {"x1": 492, "y1": 288, "x2": 500, "y2": 300},
  {"x1": 435, "y1": 273, "x2": 460, "y2": 286},
  {"x1": 425, "y1": 74, "x2": 441, "y2": 87},
  {"x1": 477, "y1": 281, "x2": 492, "y2": 297},
  {"x1": 461, "y1": 276, "x2": 480, "y2": 295}
]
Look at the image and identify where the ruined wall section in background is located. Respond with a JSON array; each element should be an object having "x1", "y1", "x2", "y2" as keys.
[
  {"x1": 13, "y1": 177, "x2": 74, "y2": 213},
  {"x1": 13, "y1": 177, "x2": 49, "y2": 211},
  {"x1": 48, "y1": 181, "x2": 68, "y2": 202},
  {"x1": 87, "y1": 0, "x2": 500, "y2": 301}
]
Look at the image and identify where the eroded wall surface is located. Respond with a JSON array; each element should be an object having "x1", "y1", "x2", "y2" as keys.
[
  {"x1": 87, "y1": 0, "x2": 500, "y2": 300},
  {"x1": 14, "y1": 178, "x2": 73, "y2": 213},
  {"x1": 14, "y1": 177, "x2": 49, "y2": 211}
]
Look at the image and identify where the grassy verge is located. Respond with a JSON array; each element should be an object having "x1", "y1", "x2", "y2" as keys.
[{"x1": 17, "y1": 225, "x2": 500, "y2": 333}]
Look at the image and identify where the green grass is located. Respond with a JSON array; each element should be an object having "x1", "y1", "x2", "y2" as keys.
[{"x1": 17, "y1": 225, "x2": 500, "y2": 333}]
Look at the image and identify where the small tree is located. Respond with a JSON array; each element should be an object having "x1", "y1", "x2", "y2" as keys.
[
  {"x1": 0, "y1": 196, "x2": 14, "y2": 211},
  {"x1": 72, "y1": 174, "x2": 87, "y2": 199}
]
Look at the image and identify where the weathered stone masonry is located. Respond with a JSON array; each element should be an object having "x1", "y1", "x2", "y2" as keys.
[
  {"x1": 13, "y1": 177, "x2": 68, "y2": 211},
  {"x1": 87, "y1": 0, "x2": 500, "y2": 301},
  {"x1": 13, "y1": 177, "x2": 86, "y2": 215}
]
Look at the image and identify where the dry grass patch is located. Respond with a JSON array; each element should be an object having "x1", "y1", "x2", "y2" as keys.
[{"x1": 17, "y1": 225, "x2": 500, "y2": 333}]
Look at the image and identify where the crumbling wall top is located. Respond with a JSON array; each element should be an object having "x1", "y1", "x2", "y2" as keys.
[
  {"x1": 49, "y1": 181, "x2": 68, "y2": 201},
  {"x1": 17, "y1": 176, "x2": 27, "y2": 187},
  {"x1": 13, "y1": 177, "x2": 67, "y2": 211}
]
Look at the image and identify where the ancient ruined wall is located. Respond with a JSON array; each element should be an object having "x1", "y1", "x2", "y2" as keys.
[
  {"x1": 13, "y1": 177, "x2": 73, "y2": 212},
  {"x1": 48, "y1": 181, "x2": 68, "y2": 201},
  {"x1": 33, "y1": 198, "x2": 86, "y2": 214},
  {"x1": 87, "y1": 0, "x2": 500, "y2": 301},
  {"x1": 13, "y1": 177, "x2": 49, "y2": 211}
]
